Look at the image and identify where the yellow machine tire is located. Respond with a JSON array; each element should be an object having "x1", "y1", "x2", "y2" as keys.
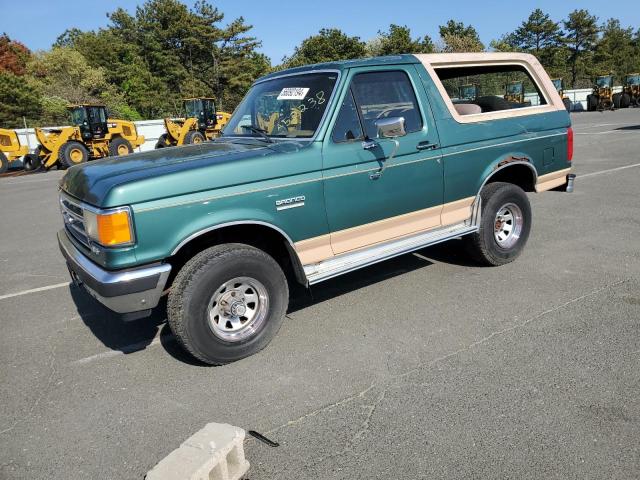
[
  {"x1": 184, "y1": 130, "x2": 205, "y2": 144},
  {"x1": 108, "y1": 137, "x2": 134, "y2": 157},
  {"x1": 59, "y1": 141, "x2": 89, "y2": 169},
  {"x1": 0, "y1": 151, "x2": 8, "y2": 174}
]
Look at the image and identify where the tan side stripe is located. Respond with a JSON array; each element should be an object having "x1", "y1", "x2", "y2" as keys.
[
  {"x1": 536, "y1": 168, "x2": 571, "y2": 192},
  {"x1": 295, "y1": 196, "x2": 475, "y2": 264}
]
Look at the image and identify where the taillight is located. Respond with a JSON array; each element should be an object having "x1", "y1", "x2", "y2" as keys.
[{"x1": 567, "y1": 126, "x2": 573, "y2": 163}]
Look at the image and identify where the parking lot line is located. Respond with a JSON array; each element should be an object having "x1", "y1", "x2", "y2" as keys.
[
  {"x1": 579, "y1": 162, "x2": 640, "y2": 178},
  {"x1": 0, "y1": 282, "x2": 70, "y2": 301}
]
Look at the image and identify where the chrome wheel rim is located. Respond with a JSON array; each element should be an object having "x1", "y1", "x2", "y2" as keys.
[
  {"x1": 207, "y1": 276, "x2": 269, "y2": 342},
  {"x1": 493, "y1": 203, "x2": 523, "y2": 249}
]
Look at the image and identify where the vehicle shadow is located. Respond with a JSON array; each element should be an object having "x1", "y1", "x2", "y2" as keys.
[
  {"x1": 615, "y1": 125, "x2": 640, "y2": 130},
  {"x1": 70, "y1": 238, "x2": 479, "y2": 365}
]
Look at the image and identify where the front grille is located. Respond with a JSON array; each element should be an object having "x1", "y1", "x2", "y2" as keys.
[{"x1": 60, "y1": 193, "x2": 90, "y2": 248}]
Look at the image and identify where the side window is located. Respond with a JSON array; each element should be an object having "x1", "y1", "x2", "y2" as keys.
[
  {"x1": 332, "y1": 89, "x2": 364, "y2": 143},
  {"x1": 350, "y1": 71, "x2": 423, "y2": 139},
  {"x1": 434, "y1": 65, "x2": 548, "y2": 115}
]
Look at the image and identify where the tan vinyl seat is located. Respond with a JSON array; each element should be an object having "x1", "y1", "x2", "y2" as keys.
[{"x1": 454, "y1": 103, "x2": 482, "y2": 115}]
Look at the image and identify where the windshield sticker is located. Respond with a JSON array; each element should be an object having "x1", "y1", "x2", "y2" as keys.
[{"x1": 277, "y1": 87, "x2": 310, "y2": 100}]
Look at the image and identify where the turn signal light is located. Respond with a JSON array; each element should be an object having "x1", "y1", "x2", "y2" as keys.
[{"x1": 84, "y1": 208, "x2": 134, "y2": 247}]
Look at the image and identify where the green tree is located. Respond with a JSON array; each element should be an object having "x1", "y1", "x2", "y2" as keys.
[
  {"x1": 512, "y1": 9, "x2": 562, "y2": 54},
  {"x1": 282, "y1": 28, "x2": 366, "y2": 67},
  {"x1": 563, "y1": 9, "x2": 599, "y2": 87},
  {"x1": 366, "y1": 24, "x2": 434, "y2": 56},
  {"x1": 438, "y1": 20, "x2": 484, "y2": 52},
  {"x1": 594, "y1": 19, "x2": 637, "y2": 79},
  {"x1": 0, "y1": 72, "x2": 42, "y2": 127}
]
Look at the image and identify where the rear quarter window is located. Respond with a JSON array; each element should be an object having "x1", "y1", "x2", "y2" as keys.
[{"x1": 434, "y1": 64, "x2": 549, "y2": 117}]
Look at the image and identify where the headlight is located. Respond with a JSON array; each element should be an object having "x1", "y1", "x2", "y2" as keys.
[{"x1": 83, "y1": 207, "x2": 134, "y2": 247}]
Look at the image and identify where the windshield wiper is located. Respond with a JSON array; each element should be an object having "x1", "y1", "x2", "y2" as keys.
[{"x1": 240, "y1": 125, "x2": 273, "y2": 143}]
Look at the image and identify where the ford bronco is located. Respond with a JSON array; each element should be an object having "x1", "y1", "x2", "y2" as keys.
[{"x1": 58, "y1": 53, "x2": 575, "y2": 365}]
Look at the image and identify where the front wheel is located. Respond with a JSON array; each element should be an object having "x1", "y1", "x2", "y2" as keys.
[
  {"x1": 167, "y1": 244, "x2": 289, "y2": 365},
  {"x1": 184, "y1": 130, "x2": 205, "y2": 144},
  {"x1": 108, "y1": 137, "x2": 133, "y2": 157},
  {"x1": 465, "y1": 182, "x2": 532, "y2": 266},
  {"x1": 0, "y1": 151, "x2": 8, "y2": 174}
]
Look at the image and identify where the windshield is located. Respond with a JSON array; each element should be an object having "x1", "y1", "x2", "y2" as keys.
[
  {"x1": 223, "y1": 72, "x2": 338, "y2": 139},
  {"x1": 596, "y1": 76, "x2": 612, "y2": 88},
  {"x1": 552, "y1": 79, "x2": 562, "y2": 91},
  {"x1": 69, "y1": 107, "x2": 87, "y2": 126},
  {"x1": 626, "y1": 75, "x2": 640, "y2": 85},
  {"x1": 459, "y1": 85, "x2": 476, "y2": 99},
  {"x1": 506, "y1": 83, "x2": 522, "y2": 94}
]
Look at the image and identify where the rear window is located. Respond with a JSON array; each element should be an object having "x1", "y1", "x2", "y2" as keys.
[{"x1": 434, "y1": 64, "x2": 547, "y2": 116}]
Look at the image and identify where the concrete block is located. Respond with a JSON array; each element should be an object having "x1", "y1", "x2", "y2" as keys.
[{"x1": 146, "y1": 423, "x2": 249, "y2": 480}]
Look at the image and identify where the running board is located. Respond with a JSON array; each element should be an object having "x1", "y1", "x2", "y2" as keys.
[{"x1": 304, "y1": 222, "x2": 478, "y2": 285}]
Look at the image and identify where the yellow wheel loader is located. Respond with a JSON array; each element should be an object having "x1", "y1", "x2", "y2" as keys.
[
  {"x1": 587, "y1": 75, "x2": 615, "y2": 111},
  {"x1": 614, "y1": 73, "x2": 640, "y2": 108},
  {"x1": 0, "y1": 128, "x2": 28, "y2": 174},
  {"x1": 32, "y1": 104, "x2": 145, "y2": 169},
  {"x1": 155, "y1": 98, "x2": 231, "y2": 148},
  {"x1": 551, "y1": 78, "x2": 572, "y2": 112}
]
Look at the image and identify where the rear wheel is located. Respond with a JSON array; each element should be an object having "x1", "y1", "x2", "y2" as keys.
[
  {"x1": 59, "y1": 141, "x2": 88, "y2": 169},
  {"x1": 613, "y1": 93, "x2": 622, "y2": 109},
  {"x1": 108, "y1": 137, "x2": 133, "y2": 157},
  {"x1": 563, "y1": 97, "x2": 571, "y2": 112},
  {"x1": 465, "y1": 182, "x2": 532, "y2": 266},
  {"x1": 167, "y1": 244, "x2": 289, "y2": 365},
  {"x1": 587, "y1": 94, "x2": 598, "y2": 111},
  {"x1": 184, "y1": 130, "x2": 205, "y2": 144},
  {"x1": 0, "y1": 152, "x2": 8, "y2": 174}
]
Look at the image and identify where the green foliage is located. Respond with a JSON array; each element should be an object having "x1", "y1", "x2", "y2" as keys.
[
  {"x1": 0, "y1": 72, "x2": 42, "y2": 127},
  {"x1": 367, "y1": 25, "x2": 434, "y2": 56},
  {"x1": 594, "y1": 19, "x2": 638, "y2": 80},
  {"x1": 438, "y1": 20, "x2": 484, "y2": 52},
  {"x1": 282, "y1": 29, "x2": 366, "y2": 68},
  {"x1": 562, "y1": 9, "x2": 600, "y2": 86}
]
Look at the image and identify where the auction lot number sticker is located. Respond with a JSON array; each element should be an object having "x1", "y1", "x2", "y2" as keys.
[{"x1": 277, "y1": 88, "x2": 310, "y2": 100}]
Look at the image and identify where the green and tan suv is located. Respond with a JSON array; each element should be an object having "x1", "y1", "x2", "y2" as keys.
[{"x1": 58, "y1": 53, "x2": 575, "y2": 364}]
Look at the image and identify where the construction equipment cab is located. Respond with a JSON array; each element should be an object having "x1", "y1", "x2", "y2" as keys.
[
  {"x1": 551, "y1": 78, "x2": 572, "y2": 112},
  {"x1": 31, "y1": 104, "x2": 145, "y2": 170},
  {"x1": 155, "y1": 98, "x2": 231, "y2": 148}
]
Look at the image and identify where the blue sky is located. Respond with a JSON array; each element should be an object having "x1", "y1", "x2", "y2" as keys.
[{"x1": 3, "y1": 0, "x2": 638, "y2": 63}]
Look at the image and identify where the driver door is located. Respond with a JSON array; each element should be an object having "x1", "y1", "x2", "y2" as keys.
[{"x1": 322, "y1": 66, "x2": 443, "y2": 255}]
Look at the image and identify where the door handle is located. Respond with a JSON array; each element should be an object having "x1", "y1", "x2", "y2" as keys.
[{"x1": 417, "y1": 141, "x2": 438, "y2": 151}]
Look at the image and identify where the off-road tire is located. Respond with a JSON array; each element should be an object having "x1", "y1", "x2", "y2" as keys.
[
  {"x1": 155, "y1": 134, "x2": 171, "y2": 149},
  {"x1": 476, "y1": 95, "x2": 511, "y2": 112},
  {"x1": 108, "y1": 136, "x2": 133, "y2": 157},
  {"x1": 0, "y1": 151, "x2": 8, "y2": 174},
  {"x1": 587, "y1": 94, "x2": 598, "y2": 112},
  {"x1": 613, "y1": 93, "x2": 622, "y2": 109},
  {"x1": 563, "y1": 97, "x2": 572, "y2": 112},
  {"x1": 167, "y1": 243, "x2": 289, "y2": 365},
  {"x1": 465, "y1": 182, "x2": 532, "y2": 266},
  {"x1": 23, "y1": 151, "x2": 42, "y2": 171},
  {"x1": 620, "y1": 93, "x2": 631, "y2": 109},
  {"x1": 184, "y1": 130, "x2": 205, "y2": 144},
  {"x1": 59, "y1": 141, "x2": 88, "y2": 169}
]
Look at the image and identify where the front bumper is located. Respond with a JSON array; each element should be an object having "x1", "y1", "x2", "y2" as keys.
[{"x1": 58, "y1": 229, "x2": 171, "y2": 314}]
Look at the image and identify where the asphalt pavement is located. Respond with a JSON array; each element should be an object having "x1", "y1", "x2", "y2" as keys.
[{"x1": 1, "y1": 109, "x2": 639, "y2": 479}]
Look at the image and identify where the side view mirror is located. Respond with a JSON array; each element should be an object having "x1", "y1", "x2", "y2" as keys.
[{"x1": 375, "y1": 116, "x2": 406, "y2": 138}]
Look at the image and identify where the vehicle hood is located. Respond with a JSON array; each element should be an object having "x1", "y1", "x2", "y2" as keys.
[{"x1": 60, "y1": 140, "x2": 305, "y2": 207}]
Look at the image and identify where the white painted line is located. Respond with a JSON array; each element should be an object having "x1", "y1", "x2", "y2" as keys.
[
  {"x1": 0, "y1": 282, "x2": 70, "y2": 301},
  {"x1": 575, "y1": 130, "x2": 635, "y2": 135},
  {"x1": 579, "y1": 162, "x2": 640, "y2": 178},
  {"x1": 70, "y1": 333, "x2": 174, "y2": 365}
]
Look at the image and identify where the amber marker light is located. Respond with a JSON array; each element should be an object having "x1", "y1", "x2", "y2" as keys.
[{"x1": 84, "y1": 208, "x2": 134, "y2": 247}]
